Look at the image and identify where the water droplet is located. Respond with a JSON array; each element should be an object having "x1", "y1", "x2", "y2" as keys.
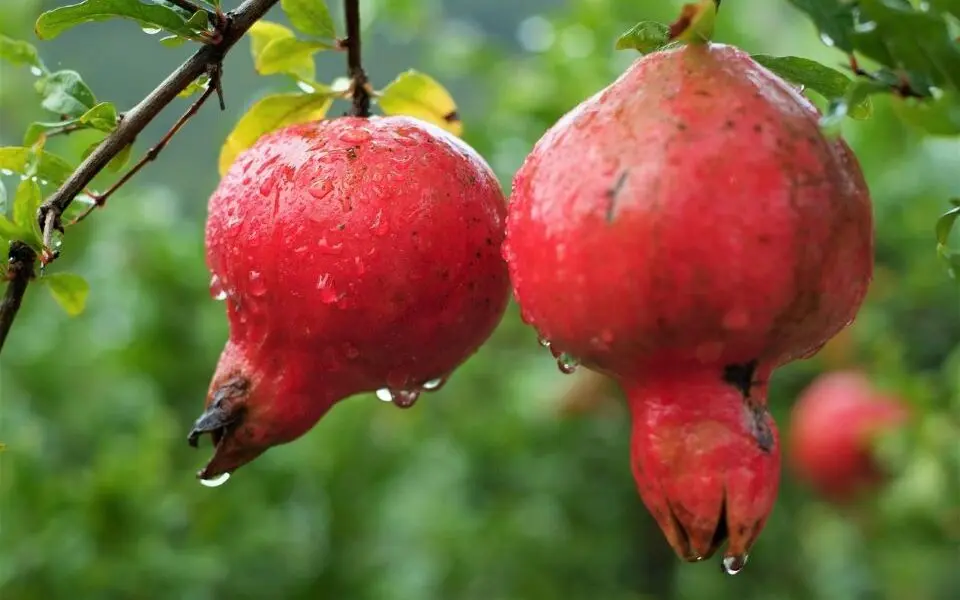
[
  {"x1": 371, "y1": 210, "x2": 390, "y2": 236},
  {"x1": 339, "y1": 128, "x2": 372, "y2": 144},
  {"x1": 556, "y1": 353, "x2": 580, "y2": 374},
  {"x1": 209, "y1": 274, "x2": 227, "y2": 301},
  {"x1": 317, "y1": 237, "x2": 343, "y2": 254},
  {"x1": 199, "y1": 472, "x2": 230, "y2": 488},
  {"x1": 0, "y1": 169, "x2": 13, "y2": 176},
  {"x1": 29, "y1": 66, "x2": 42, "y2": 77},
  {"x1": 316, "y1": 274, "x2": 340, "y2": 303},
  {"x1": 537, "y1": 335, "x2": 551, "y2": 348},
  {"x1": 392, "y1": 389, "x2": 420, "y2": 409},
  {"x1": 296, "y1": 80, "x2": 316, "y2": 93},
  {"x1": 421, "y1": 377, "x2": 447, "y2": 392},
  {"x1": 354, "y1": 256, "x2": 366, "y2": 274},
  {"x1": 141, "y1": 26, "x2": 162, "y2": 35},
  {"x1": 259, "y1": 173, "x2": 279, "y2": 197},
  {"x1": 854, "y1": 20, "x2": 877, "y2": 33},
  {"x1": 308, "y1": 180, "x2": 333, "y2": 200},
  {"x1": 819, "y1": 32, "x2": 835, "y2": 47},
  {"x1": 248, "y1": 270, "x2": 266, "y2": 296},
  {"x1": 375, "y1": 388, "x2": 394, "y2": 402},
  {"x1": 721, "y1": 554, "x2": 748, "y2": 575}
]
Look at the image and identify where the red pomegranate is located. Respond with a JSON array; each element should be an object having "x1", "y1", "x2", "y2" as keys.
[
  {"x1": 788, "y1": 370, "x2": 910, "y2": 503},
  {"x1": 189, "y1": 115, "x2": 510, "y2": 481},
  {"x1": 504, "y1": 42, "x2": 874, "y2": 564}
]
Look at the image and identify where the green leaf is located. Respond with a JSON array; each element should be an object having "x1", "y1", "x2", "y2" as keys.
[
  {"x1": 0, "y1": 216, "x2": 19, "y2": 242},
  {"x1": 281, "y1": 0, "x2": 337, "y2": 39},
  {"x1": 378, "y1": 70, "x2": 463, "y2": 137},
  {"x1": 0, "y1": 147, "x2": 75, "y2": 186},
  {"x1": 42, "y1": 272, "x2": 90, "y2": 316},
  {"x1": 819, "y1": 78, "x2": 891, "y2": 132},
  {"x1": 80, "y1": 138, "x2": 131, "y2": 172},
  {"x1": 614, "y1": 22, "x2": 671, "y2": 54},
  {"x1": 784, "y1": 0, "x2": 857, "y2": 53},
  {"x1": 751, "y1": 55, "x2": 872, "y2": 119},
  {"x1": 0, "y1": 182, "x2": 6, "y2": 214},
  {"x1": 893, "y1": 91, "x2": 960, "y2": 135},
  {"x1": 0, "y1": 34, "x2": 46, "y2": 72},
  {"x1": 159, "y1": 34, "x2": 188, "y2": 47},
  {"x1": 218, "y1": 92, "x2": 334, "y2": 175},
  {"x1": 78, "y1": 102, "x2": 119, "y2": 131},
  {"x1": 12, "y1": 179, "x2": 43, "y2": 248},
  {"x1": 669, "y1": 0, "x2": 718, "y2": 45},
  {"x1": 35, "y1": 0, "x2": 202, "y2": 40},
  {"x1": 255, "y1": 37, "x2": 331, "y2": 79},
  {"x1": 927, "y1": 0, "x2": 960, "y2": 19},
  {"x1": 179, "y1": 75, "x2": 209, "y2": 98},
  {"x1": 935, "y1": 200, "x2": 960, "y2": 246},
  {"x1": 35, "y1": 70, "x2": 97, "y2": 118}
]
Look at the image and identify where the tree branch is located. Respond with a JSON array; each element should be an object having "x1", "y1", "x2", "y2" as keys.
[
  {"x1": 0, "y1": 242, "x2": 37, "y2": 351},
  {"x1": 0, "y1": 0, "x2": 281, "y2": 357},
  {"x1": 344, "y1": 0, "x2": 371, "y2": 117},
  {"x1": 38, "y1": 0, "x2": 281, "y2": 249}
]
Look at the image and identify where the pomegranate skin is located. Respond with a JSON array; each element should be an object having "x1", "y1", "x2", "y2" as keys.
[
  {"x1": 504, "y1": 43, "x2": 874, "y2": 562},
  {"x1": 194, "y1": 115, "x2": 510, "y2": 478},
  {"x1": 788, "y1": 371, "x2": 910, "y2": 504}
]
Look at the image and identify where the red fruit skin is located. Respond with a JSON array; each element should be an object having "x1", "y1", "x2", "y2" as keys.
[
  {"x1": 788, "y1": 371, "x2": 910, "y2": 504},
  {"x1": 196, "y1": 115, "x2": 510, "y2": 478},
  {"x1": 504, "y1": 43, "x2": 874, "y2": 560}
]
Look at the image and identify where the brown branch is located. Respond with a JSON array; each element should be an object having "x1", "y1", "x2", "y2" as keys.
[
  {"x1": 0, "y1": 242, "x2": 37, "y2": 352},
  {"x1": 38, "y1": 0, "x2": 280, "y2": 252},
  {"x1": 0, "y1": 0, "x2": 281, "y2": 356},
  {"x1": 74, "y1": 66, "x2": 223, "y2": 224},
  {"x1": 344, "y1": 0, "x2": 371, "y2": 117}
]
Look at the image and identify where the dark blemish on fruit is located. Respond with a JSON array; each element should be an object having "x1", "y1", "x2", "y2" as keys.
[
  {"x1": 605, "y1": 170, "x2": 629, "y2": 223},
  {"x1": 444, "y1": 110, "x2": 460, "y2": 124},
  {"x1": 753, "y1": 124, "x2": 763, "y2": 133},
  {"x1": 677, "y1": 122, "x2": 688, "y2": 131},
  {"x1": 722, "y1": 360, "x2": 758, "y2": 397},
  {"x1": 694, "y1": 89, "x2": 711, "y2": 97},
  {"x1": 758, "y1": 234, "x2": 773, "y2": 244},
  {"x1": 475, "y1": 251, "x2": 482, "y2": 259},
  {"x1": 346, "y1": 147, "x2": 358, "y2": 160},
  {"x1": 485, "y1": 237, "x2": 493, "y2": 246},
  {"x1": 337, "y1": 223, "x2": 346, "y2": 231},
  {"x1": 723, "y1": 119, "x2": 735, "y2": 130}
]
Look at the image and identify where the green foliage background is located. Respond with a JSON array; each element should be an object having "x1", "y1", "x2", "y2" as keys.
[{"x1": 1, "y1": 1, "x2": 958, "y2": 599}]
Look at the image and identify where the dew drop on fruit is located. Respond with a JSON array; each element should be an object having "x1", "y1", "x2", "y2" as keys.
[
  {"x1": 308, "y1": 180, "x2": 333, "y2": 200},
  {"x1": 375, "y1": 388, "x2": 394, "y2": 402},
  {"x1": 199, "y1": 472, "x2": 230, "y2": 488},
  {"x1": 317, "y1": 237, "x2": 343, "y2": 255},
  {"x1": 556, "y1": 353, "x2": 580, "y2": 374},
  {"x1": 209, "y1": 275, "x2": 227, "y2": 301},
  {"x1": 421, "y1": 377, "x2": 447, "y2": 392},
  {"x1": 259, "y1": 173, "x2": 279, "y2": 197},
  {"x1": 391, "y1": 389, "x2": 420, "y2": 409},
  {"x1": 721, "y1": 554, "x2": 748, "y2": 575},
  {"x1": 339, "y1": 128, "x2": 372, "y2": 144},
  {"x1": 248, "y1": 270, "x2": 267, "y2": 297}
]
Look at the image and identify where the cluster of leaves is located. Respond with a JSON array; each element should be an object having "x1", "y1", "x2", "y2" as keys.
[
  {"x1": 0, "y1": 0, "x2": 469, "y2": 318},
  {"x1": 615, "y1": 0, "x2": 960, "y2": 279}
]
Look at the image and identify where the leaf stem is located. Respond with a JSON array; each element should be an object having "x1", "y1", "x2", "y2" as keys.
[
  {"x1": 165, "y1": 0, "x2": 217, "y2": 22},
  {"x1": 0, "y1": 242, "x2": 37, "y2": 355},
  {"x1": 344, "y1": 0, "x2": 371, "y2": 118}
]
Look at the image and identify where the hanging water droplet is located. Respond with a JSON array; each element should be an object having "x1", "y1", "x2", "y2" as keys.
[
  {"x1": 248, "y1": 270, "x2": 267, "y2": 296},
  {"x1": 391, "y1": 389, "x2": 420, "y2": 409},
  {"x1": 819, "y1": 32, "x2": 835, "y2": 47},
  {"x1": 556, "y1": 353, "x2": 580, "y2": 374},
  {"x1": 537, "y1": 334, "x2": 551, "y2": 348},
  {"x1": 721, "y1": 554, "x2": 748, "y2": 575},
  {"x1": 421, "y1": 377, "x2": 447, "y2": 392},
  {"x1": 141, "y1": 26, "x2": 162, "y2": 35},
  {"x1": 209, "y1": 274, "x2": 228, "y2": 301},
  {"x1": 375, "y1": 388, "x2": 394, "y2": 402},
  {"x1": 29, "y1": 66, "x2": 43, "y2": 77},
  {"x1": 199, "y1": 472, "x2": 230, "y2": 488}
]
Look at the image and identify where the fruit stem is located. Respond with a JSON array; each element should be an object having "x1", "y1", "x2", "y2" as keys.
[{"x1": 344, "y1": 0, "x2": 371, "y2": 118}]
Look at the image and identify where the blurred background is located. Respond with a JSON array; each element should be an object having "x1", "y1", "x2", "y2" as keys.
[{"x1": 1, "y1": 1, "x2": 958, "y2": 599}]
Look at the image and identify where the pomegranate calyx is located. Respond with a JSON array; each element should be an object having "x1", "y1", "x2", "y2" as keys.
[{"x1": 187, "y1": 376, "x2": 254, "y2": 480}]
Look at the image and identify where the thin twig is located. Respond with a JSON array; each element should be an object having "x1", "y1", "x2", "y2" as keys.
[
  {"x1": 0, "y1": 242, "x2": 37, "y2": 352},
  {"x1": 38, "y1": 0, "x2": 281, "y2": 253},
  {"x1": 74, "y1": 67, "x2": 223, "y2": 224},
  {"x1": 344, "y1": 0, "x2": 371, "y2": 117},
  {"x1": 44, "y1": 122, "x2": 86, "y2": 138}
]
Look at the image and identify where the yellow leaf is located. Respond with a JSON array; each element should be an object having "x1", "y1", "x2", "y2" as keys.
[
  {"x1": 218, "y1": 92, "x2": 333, "y2": 176},
  {"x1": 377, "y1": 70, "x2": 463, "y2": 137},
  {"x1": 248, "y1": 20, "x2": 316, "y2": 81}
]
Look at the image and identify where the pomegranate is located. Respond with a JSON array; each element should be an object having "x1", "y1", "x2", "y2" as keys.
[
  {"x1": 503, "y1": 42, "x2": 874, "y2": 565},
  {"x1": 189, "y1": 115, "x2": 510, "y2": 481},
  {"x1": 788, "y1": 370, "x2": 910, "y2": 504}
]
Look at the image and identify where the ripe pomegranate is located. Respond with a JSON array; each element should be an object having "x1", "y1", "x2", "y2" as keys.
[
  {"x1": 189, "y1": 115, "x2": 510, "y2": 481},
  {"x1": 788, "y1": 370, "x2": 910, "y2": 504},
  {"x1": 503, "y1": 42, "x2": 874, "y2": 565}
]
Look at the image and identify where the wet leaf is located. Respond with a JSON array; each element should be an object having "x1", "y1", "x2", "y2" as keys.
[
  {"x1": 0, "y1": 216, "x2": 17, "y2": 243},
  {"x1": 784, "y1": 0, "x2": 857, "y2": 53},
  {"x1": 0, "y1": 147, "x2": 75, "y2": 187},
  {"x1": 751, "y1": 55, "x2": 872, "y2": 119},
  {"x1": 927, "y1": 0, "x2": 960, "y2": 19},
  {"x1": 893, "y1": 91, "x2": 960, "y2": 136},
  {"x1": 378, "y1": 70, "x2": 462, "y2": 137},
  {"x1": 255, "y1": 37, "x2": 332, "y2": 79},
  {"x1": 281, "y1": 0, "x2": 337, "y2": 40},
  {"x1": 42, "y1": 272, "x2": 90, "y2": 316},
  {"x1": 218, "y1": 92, "x2": 334, "y2": 176},
  {"x1": 935, "y1": 200, "x2": 960, "y2": 246},
  {"x1": 614, "y1": 22, "x2": 671, "y2": 54},
  {"x1": 819, "y1": 78, "x2": 891, "y2": 132},
  {"x1": 159, "y1": 34, "x2": 188, "y2": 47},
  {"x1": 78, "y1": 102, "x2": 120, "y2": 131},
  {"x1": 0, "y1": 34, "x2": 46, "y2": 71},
  {"x1": 179, "y1": 75, "x2": 209, "y2": 98},
  {"x1": 35, "y1": 0, "x2": 202, "y2": 40},
  {"x1": 248, "y1": 20, "x2": 316, "y2": 81},
  {"x1": 35, "y1": 70, "x2": 97, "y2": 118},
  {"x1": 12, "y1": 179, "x2": 43, "y2": 249}
]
